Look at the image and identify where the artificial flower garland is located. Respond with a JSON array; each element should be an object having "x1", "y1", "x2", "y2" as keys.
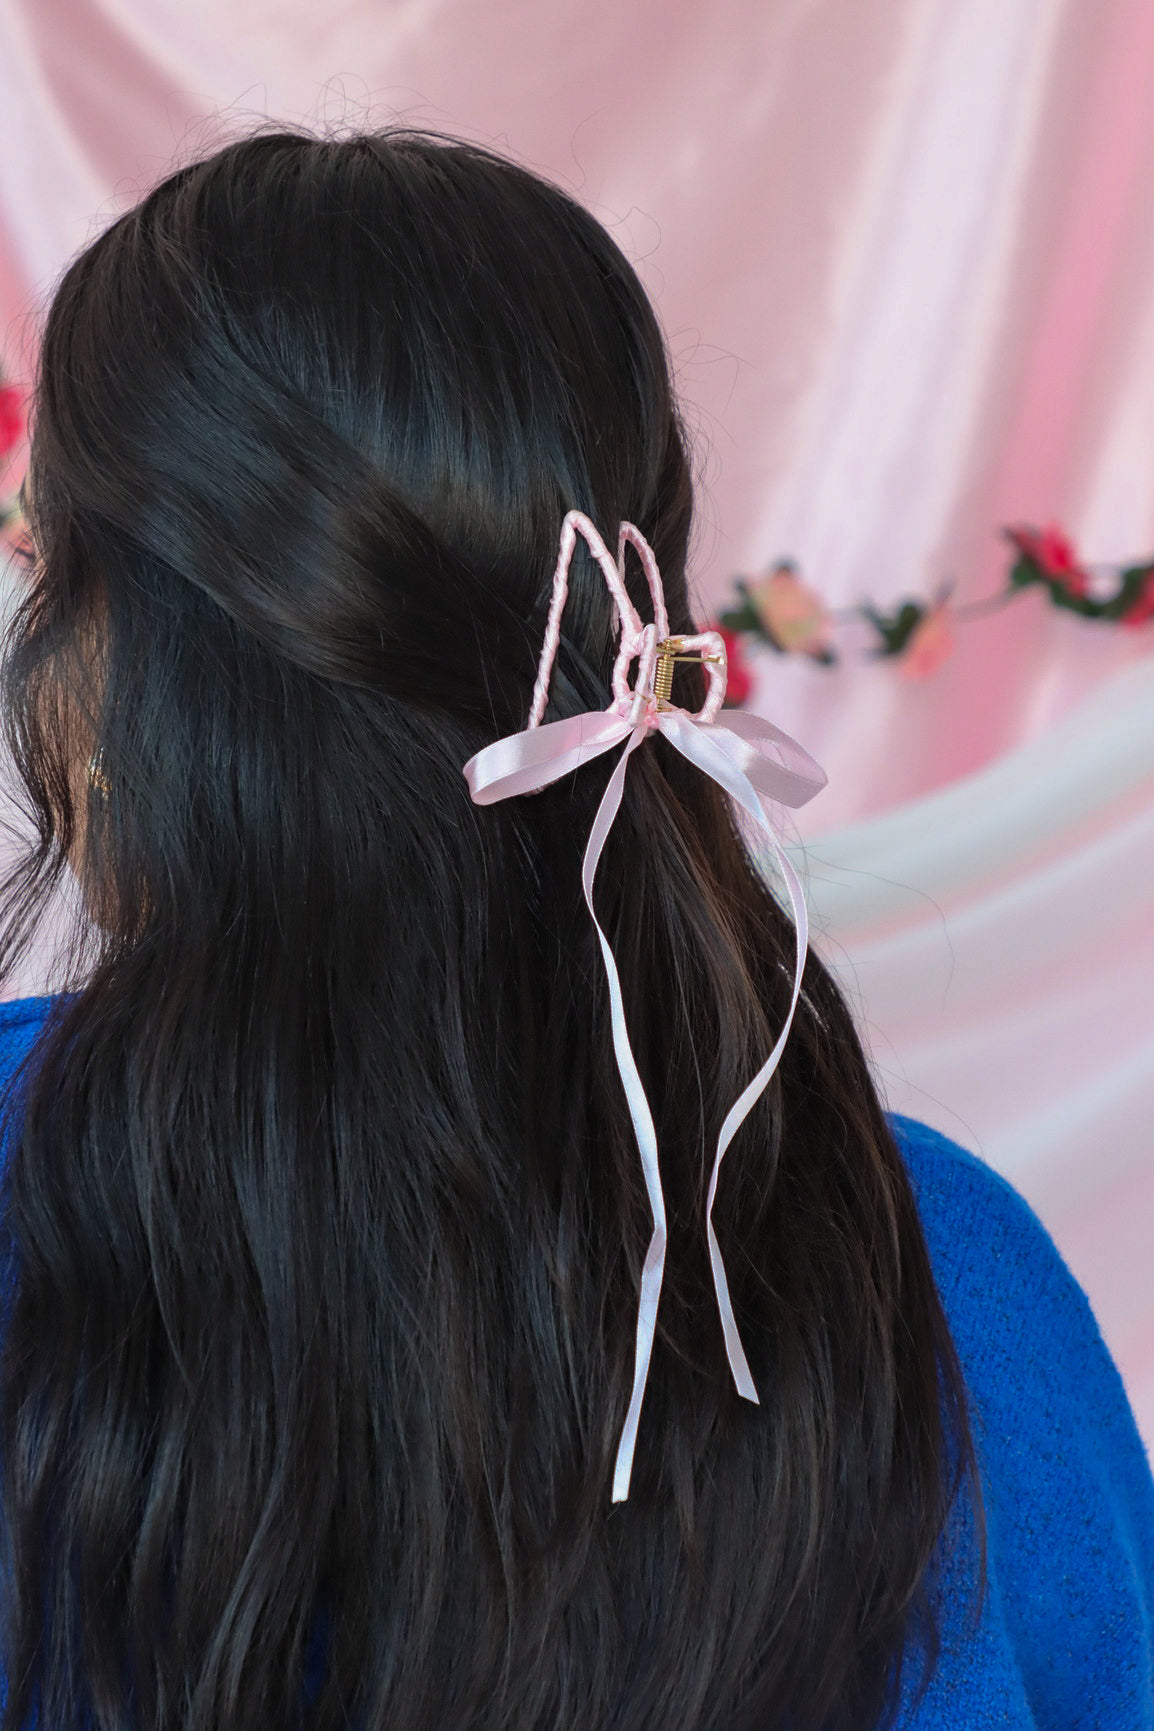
[{"x1": 714, "y1": 525, "x2": 1154, "y2": 703}]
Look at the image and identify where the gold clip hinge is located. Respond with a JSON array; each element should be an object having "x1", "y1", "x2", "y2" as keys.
[{"x1": 653, "y1": 639, "x2": 724, "y2": 709}]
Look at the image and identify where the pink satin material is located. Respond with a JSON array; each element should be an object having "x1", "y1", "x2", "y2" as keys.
[{"x1": 463, "y1": 516, "x2": 827, "y2": 1500}]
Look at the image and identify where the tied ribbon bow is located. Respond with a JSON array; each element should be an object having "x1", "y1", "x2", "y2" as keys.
[{"x1": 463, "y1": 512, "x2": 827, "y2": 1501}]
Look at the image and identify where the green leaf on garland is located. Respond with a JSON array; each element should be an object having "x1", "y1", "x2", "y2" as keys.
[
  {"x1": 1008, "y1": 555, "x2": 1044, "y2": 591},
  {"x1": 1099, "y1": 563, "x2": 1154, "y2": 621},
  {"x1": 860, "y1": 599, "x2": 926, "y2": 657},
  {"x1": 718, "y1": 580, "x2": 778, "y2": 646},
  {"x1": 1046, "y1": 579, "x2": 1097, "y2": 617},
  {"x1": 717, "y1": 598, "x2": 762, "y2": 635}
]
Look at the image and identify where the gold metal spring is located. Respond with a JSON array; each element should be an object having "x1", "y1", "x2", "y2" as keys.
[
  {"x1": 652, "y1": 637, "x2": 723, "y2": 708},
  {"x1": 653, "y1": 645, "x2": 676, "y2": 706}
]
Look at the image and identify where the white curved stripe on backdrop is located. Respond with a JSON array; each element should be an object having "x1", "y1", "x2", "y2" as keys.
[{"x1": 774, "y1": 653, "x2": 1154, "y2": 1445}]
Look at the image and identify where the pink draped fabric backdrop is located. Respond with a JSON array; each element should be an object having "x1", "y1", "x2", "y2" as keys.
[{"x1": 1, "y1": 0, "x2": 1151, "y2": 1440}]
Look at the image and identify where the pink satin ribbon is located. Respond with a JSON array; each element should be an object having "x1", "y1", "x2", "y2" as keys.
[{"x1": 463, "y1": 513, "x2": 826, "y2": 1501}]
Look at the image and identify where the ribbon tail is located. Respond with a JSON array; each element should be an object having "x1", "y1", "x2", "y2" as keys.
[
  {"x1": 659, "y1": 713, "x2": 811, "y2": 1405},
  {"x1": 704, "y1": 832, "x2": 807, "y2": 1402},
  {"x1": 579, "y1": 719, "x2": 668, "y2": 1503}
]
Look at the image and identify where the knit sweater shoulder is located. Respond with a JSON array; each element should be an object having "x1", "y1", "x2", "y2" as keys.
[{"x1": 0, "y1": 994, "x2": 1151, "y2": 1728}]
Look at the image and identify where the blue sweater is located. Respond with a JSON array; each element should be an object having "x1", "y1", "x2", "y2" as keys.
[{"x1": 0, "y1": 994, "x2": 1151, "y2": 1727}]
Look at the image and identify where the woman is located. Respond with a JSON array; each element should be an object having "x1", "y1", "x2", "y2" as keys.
[{"x1": 0, "y1": 127, "x2": 1150, "y2": 1731}]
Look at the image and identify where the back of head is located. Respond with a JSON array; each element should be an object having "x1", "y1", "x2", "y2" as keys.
[{"x1": 0, "y1": 129, "x2": 979, "y2": 1731}]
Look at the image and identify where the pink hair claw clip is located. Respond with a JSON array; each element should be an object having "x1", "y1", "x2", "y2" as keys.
[{"x1": 464, "y1": 511, "x2": 827, "y2": 1501}]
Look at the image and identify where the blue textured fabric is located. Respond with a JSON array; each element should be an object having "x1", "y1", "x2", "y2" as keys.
[
  {"x1": 0, "y1": 994, "x2": 1151, "y2": 1727},
  {"x1": 891, "y1": 1113, "x2": 1154, "y2": 1726}
]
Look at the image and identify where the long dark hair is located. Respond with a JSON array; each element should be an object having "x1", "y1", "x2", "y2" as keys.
[{"x1": 0, "y1": 128, "x2": 982, "y2": 1731}]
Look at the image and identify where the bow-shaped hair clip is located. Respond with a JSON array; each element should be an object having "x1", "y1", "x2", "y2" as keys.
[{"x1": 463, "y1": 511, "x2": 827, "y2": 1501}]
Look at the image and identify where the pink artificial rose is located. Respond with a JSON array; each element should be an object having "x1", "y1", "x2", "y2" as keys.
[
  {"x1": 899, "y1": 602, "x2": 954, "y2": 680},
  {"x1": 1005, "y1": 523, "x2": 1089, "y2": 597},
  {"x1": 0, "y1": 383, "x2": 24, "y2": 461},
  {"x1": 713, "y1": 625, "x2": 754, "y2": 706},
  {"x1": 747, "y1": 562, "x2": 833, "y2": 656}
]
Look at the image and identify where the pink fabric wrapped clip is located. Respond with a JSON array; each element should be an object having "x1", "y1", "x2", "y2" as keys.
[{"x1": 463, "y1": 511, "x2": 827, "y2": 1501}]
